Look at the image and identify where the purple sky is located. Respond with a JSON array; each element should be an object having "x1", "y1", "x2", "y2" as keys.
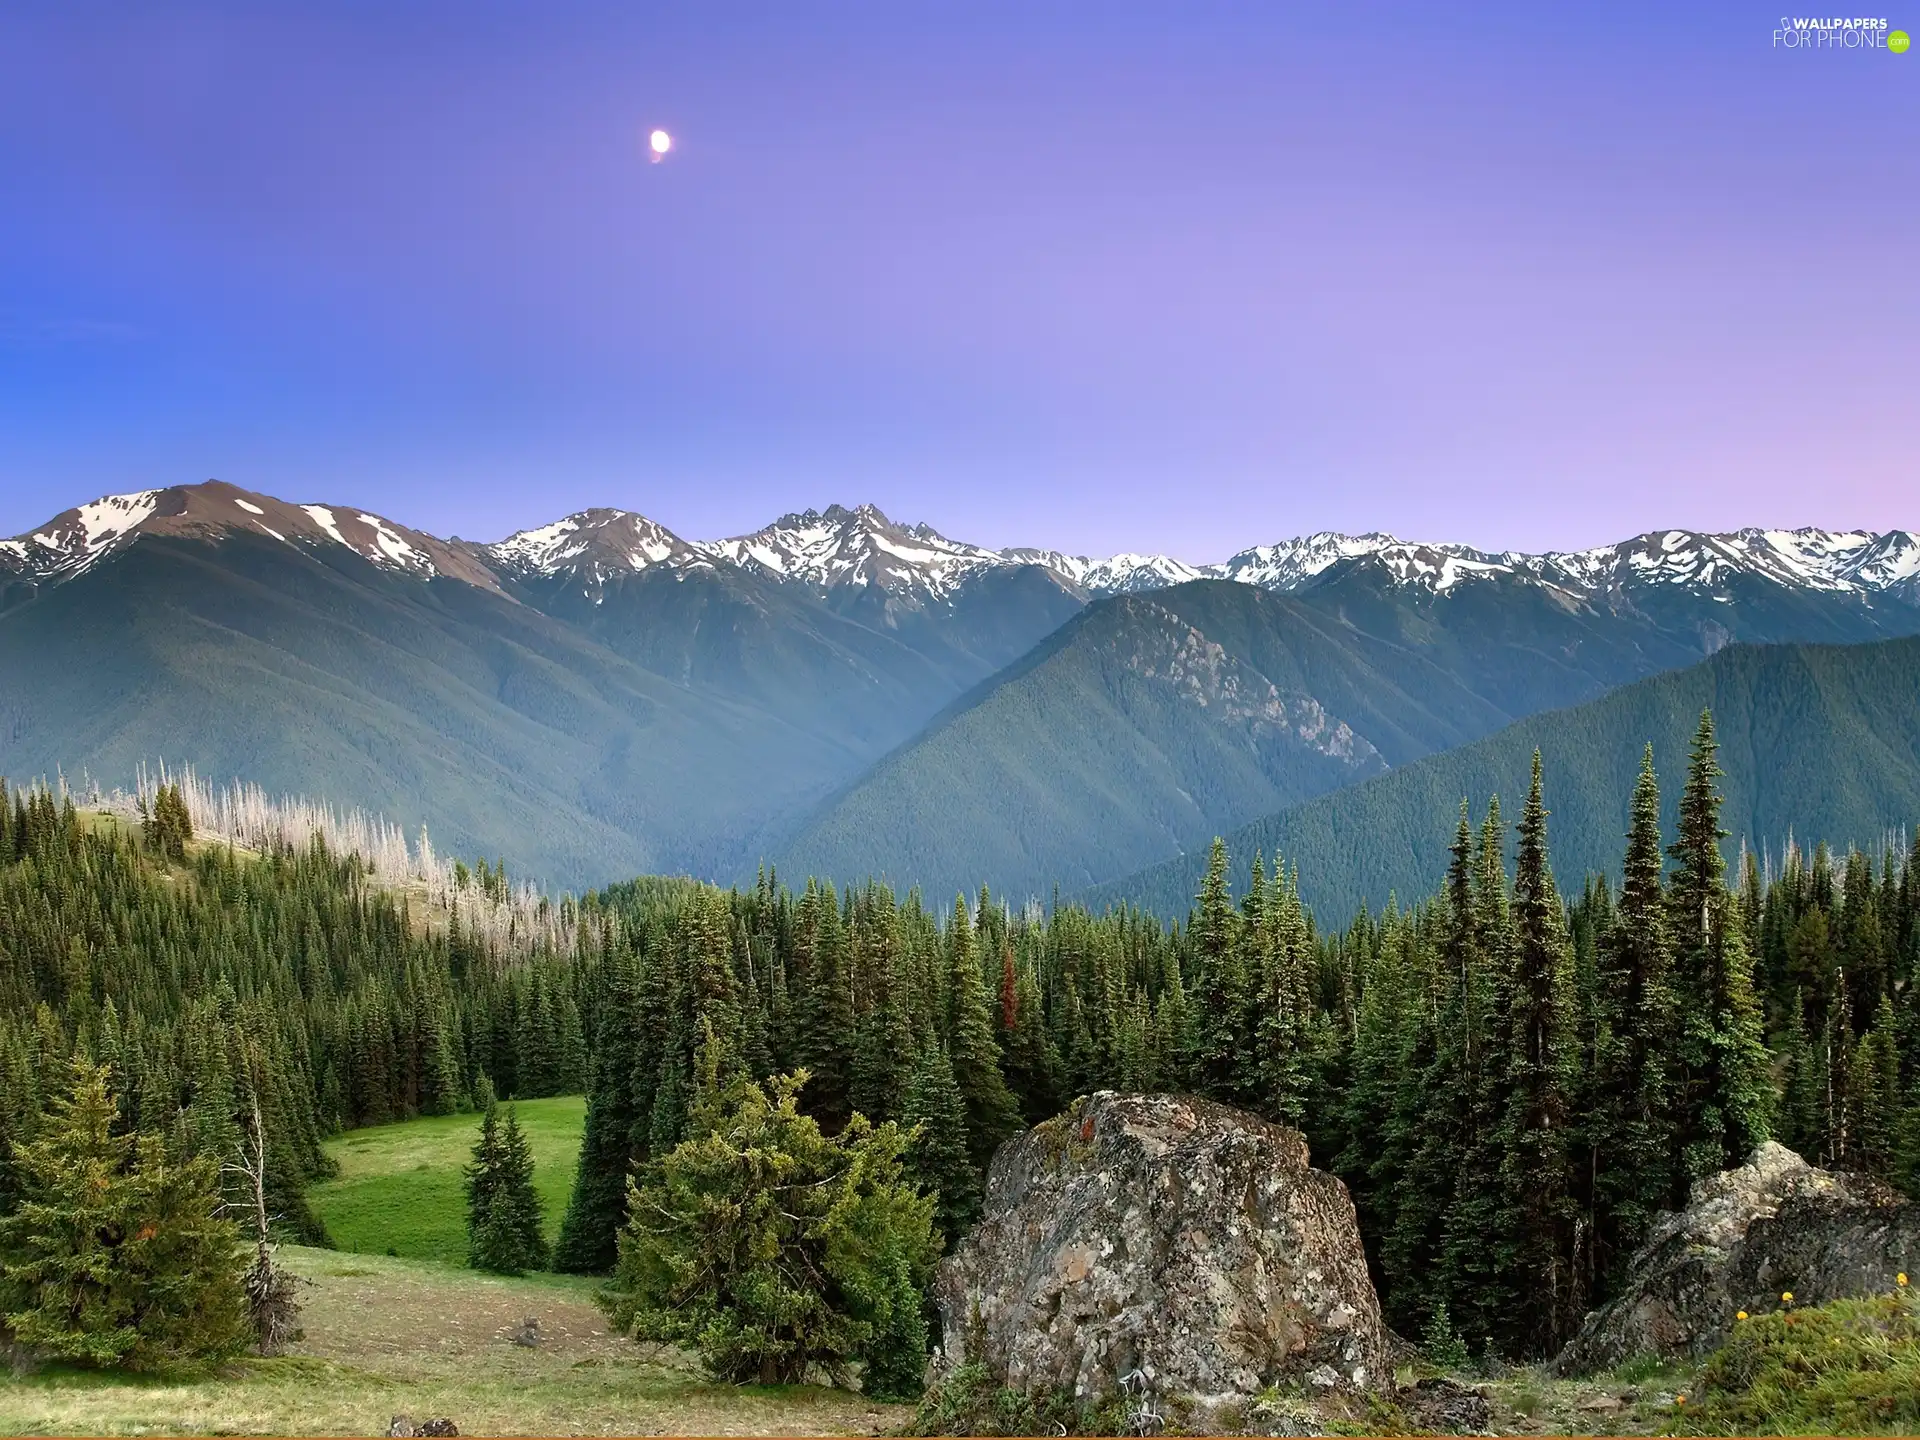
[{"x1": 1, "y1": 2, "x2": 1915, "y2": 561}]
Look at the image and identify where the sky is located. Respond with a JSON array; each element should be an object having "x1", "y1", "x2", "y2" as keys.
[{"x1": 0, "y1": 2, "x2": 1915, "y2": 561}]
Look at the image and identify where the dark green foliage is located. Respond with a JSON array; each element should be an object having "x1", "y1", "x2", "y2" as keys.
[
  {"x1": 597, "y1": 1069, "x2": 937, "y2": 1393},
  {"x1": 7, "y1": 694, "x2": 1920, "y2": 1373},
  {"x1": 464, "y1": 1103, "x2": 548, "y2": 1275},
  {"x1": 0, "y1": 1060, "x2": 248, "y2": 1370},
  {"x1": 900, "y1": 1043, "x2": 980, "y2": 1241},
  {"x1": 139, "y1": 784, "x2": 192, "y2": 862},
  {"x1": 1585, "y1": 746, "x2": 1677, "y2": 1291},
  {"x1": 1490, "y1": 752, "x2": 1581, "y2": 1355},
  {"x1": 942, "y1": 897, "x2": 1024, "y2": 1175},
  {"x1": 1669, "y1": 712, "x2": 1774, "y2": 1185}
]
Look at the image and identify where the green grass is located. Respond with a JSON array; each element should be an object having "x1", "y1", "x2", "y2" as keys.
[
  {"x1": 0, "y1": 1247, "x2": 906, "y2": 1436},
  {"x1": 1669, "y1": 1288, "x2": 1920, "y2": 1436},
  {"x1": 308, "y1": 1096, "x2": 587, "y2": 1264}
]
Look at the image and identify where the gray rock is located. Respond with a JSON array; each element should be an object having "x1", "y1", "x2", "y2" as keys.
[
  {"x1": 932, "y1": 1091, "x2": 1388, "y2": 1425},
  {"x1": 1403, "y1": 1376, "x2": 1492, "y2": 1433},
  {"x1": 1557, "y1": 1140, "x2": 1920, "y2": 1372}
]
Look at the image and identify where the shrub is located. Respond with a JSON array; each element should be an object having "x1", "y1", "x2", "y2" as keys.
[{"x1": 598, "y1": 1057, "x2": 938, "y2": 1395}]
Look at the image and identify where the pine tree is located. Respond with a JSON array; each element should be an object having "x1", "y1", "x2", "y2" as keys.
[
  {"x1": 599, "y1": 1068, "x2": 938, "y2": 1392},
  {"x1": 1189, "y1": 839, "x2": 1246, "y2": 1101},
  {"x1": 1668, "y1": 711, "x2": 1773, "y2": 1183},
  {"x1": 554, "y1": 944, "x2": 643, "y2": 1273},
  {"x1": 1491, "y1": 753, "x2": 1581, "y2": 1355},
  {"x1": 0, "y1": 1060, "x2": 247, "y2": 1369},
  {"x1": 899, "y1": 1043, "x2": 980, "y2": 1241},
  {"x1": 943, "y1": 896, "x2": 1023, "y2": 1175},
  {"x1": 1588, "y1": 745, "x2": 1676, "y2": 1292},
  {"x1": 465, "y1": 1102, "x2": 548, "y2": 1274}
]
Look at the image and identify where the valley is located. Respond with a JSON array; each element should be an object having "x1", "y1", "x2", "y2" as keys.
[{"x1": 5, "y1": 480, "x2": 1919, "y2": 902}]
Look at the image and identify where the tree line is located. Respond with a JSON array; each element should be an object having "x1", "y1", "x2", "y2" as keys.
[{"x1": 2, "y1": 710, "x2": 1918, "y2": 1371}]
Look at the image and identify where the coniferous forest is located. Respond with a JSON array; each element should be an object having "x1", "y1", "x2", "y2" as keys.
[{"x1": 3, "y1": 711, "x2": 1919, "y2": 1366}]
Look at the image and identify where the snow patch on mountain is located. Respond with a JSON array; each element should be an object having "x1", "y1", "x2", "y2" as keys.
[
  {"x1": 0, "y1": 489, "x2": 163, "y2": 578},
  {"x1": 8, "y1": 482, "x2": 1918, "y2": 617},
  {"x1": 708, "y1": 504, "x2": 1010, "y2": 600}
]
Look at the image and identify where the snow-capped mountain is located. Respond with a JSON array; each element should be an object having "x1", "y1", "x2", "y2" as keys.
[
  {"x1": 5, "y1": 481, "x2": 1917, "y2": 612},
  {"x1": 1004, "y1": 548, "x2": 1208, "y2": 594},
  {"x1": 0, "y1": 480, "x2": 503, "y2": 592},
  {"x1": 482, "y1": 509, "x2": 715, "y2": 598},
  {"x1": 704, "y1": 503, "x2": 1013, "y2": 601}
]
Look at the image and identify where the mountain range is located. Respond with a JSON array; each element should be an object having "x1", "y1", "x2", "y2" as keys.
[
  {"x1": 1090, "y1": 634, "x2": 1920, "y2": 920},
  {"x1": 4, "y1": 478, "x2": 1917, "y2": 899}
]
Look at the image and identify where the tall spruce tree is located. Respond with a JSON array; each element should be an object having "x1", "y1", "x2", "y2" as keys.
[
  {"x1": 1492, "y1": 753, "x2": 1581, "y2": 1355},
  {"x1": 1588, "y1": 745, "x2": 1677, "y2": 1292},
  {"x1": 1668, "y1": 712, "x2": 1773, "y2": 1184},
  {"x1": 900, "y1": 1043, "x2": 980, "y2": 1240},
  {"x1": 465, "y1": 1102, "x2": 548, "y2": 1275},
  {"x1": 943, "y1": 896, "x2": 1023, "y2": 1174}
]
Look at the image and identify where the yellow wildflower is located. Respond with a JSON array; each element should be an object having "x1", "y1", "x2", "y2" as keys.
[
  {"x1": 1781, "y1": 1290, "x2": 1794, "y2": 1303},
  {"x1": 1735, "y1": 1310, "x2": 1748, "y2": 1321},
  {"x1": 1900, "y1": 1273, "x2": 1909, "y2": 1288}
]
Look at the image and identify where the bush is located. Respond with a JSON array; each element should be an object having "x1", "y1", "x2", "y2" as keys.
[
  {"x1": 0, "y1": 1061, "x2": 248, "y2": 1370},
  {"x1": 1671, "y1": 1287, "x2": 1920, "y2": 1435},
  {"x1": 598, "y1": 1059, "x2": 937, "y2": 1395}
]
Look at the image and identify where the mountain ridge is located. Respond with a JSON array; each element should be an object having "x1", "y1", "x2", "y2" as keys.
[
  {"x1": 9, "y1": 480, "x2": 1918, "y2": 613},
  {"x1": 1086, "y1": 634, "x2": 1920, "y2": 920}
]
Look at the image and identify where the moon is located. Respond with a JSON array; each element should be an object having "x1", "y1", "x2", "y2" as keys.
[{"x1": 648, "y1": 129, "x2": 673, "y2": 162}]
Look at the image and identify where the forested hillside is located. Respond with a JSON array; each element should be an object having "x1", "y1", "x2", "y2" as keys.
[
  {"x1": 1098, "y1": 636, "x2": 1920, "y2": 918},
  {"x1": 5, "y1": 717, "x2": 1918, "y2": 1365},
  {"x1": 0, "y1": 784, "x2": 613, "y2": 1241},
  {"x1": 776, "y1": 578, "x2": 1920, "y2": 903},
  {"x1": 9, "y1": 483, "x2": 1920, "y2": 897}
]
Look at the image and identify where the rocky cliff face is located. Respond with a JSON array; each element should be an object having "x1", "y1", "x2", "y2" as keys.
[
  {"x1": 1558, "y1": 1141, "x2": 1920, "y2": 1373},
  {"x1": 932, "y1": 1092, "x2": 1388, "y2": 1425}
]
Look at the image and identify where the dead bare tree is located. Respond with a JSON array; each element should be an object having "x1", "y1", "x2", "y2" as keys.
[{"x1": 226, "y1": 1089, "x2": 304, "y2": 1355}]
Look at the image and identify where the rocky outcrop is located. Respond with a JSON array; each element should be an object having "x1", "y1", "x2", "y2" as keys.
[
  {"x1": 932, "y1": 1092, "x2": 1388, "y2": 1425},
  {"x1": 1559, "y1": 1141, "x2": 1920, "y2": 1372}
]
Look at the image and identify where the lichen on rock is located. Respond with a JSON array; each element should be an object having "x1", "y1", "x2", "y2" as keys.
[
  {"x1": 1557, "y1": 1140, "x2": 1920, "y2": 1373},
  {"x1": 931, "y1": 1091, "x2": 1388, "y2": 1425}
]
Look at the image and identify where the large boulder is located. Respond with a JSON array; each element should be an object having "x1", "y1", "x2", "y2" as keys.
[
  {"x1": 932, "y1": 1092, "x2": 1388, "y2": 1424},
  {"x1": 1558, "y1": 1141, "x2": 1920, "y2": 1373}
]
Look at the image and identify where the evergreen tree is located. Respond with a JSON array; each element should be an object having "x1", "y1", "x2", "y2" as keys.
[
  {"x1": 0, "y1": 1060, "x2": 247, "y2": 1369},
  {"x1": 1588, "y1": 745, "x2": 1676, "y2": 1292},
  {"x1": 599, "y1": 1069, "x2": 938, "y2": 1395},
  {"x1": 899, "y1": 1043, "x2": 980, "y2": 1241},
  {"x1": 1668, "y1": 711, "x2": 1773, "y2": 1183},
  {"x1": 464, "y1": 1102, "x2": 548, "y2": 1275},
  {"x1": 942, "y1": 896, "x2": 1023, "y2": 1174},
  {"x1": 1189, "y1": 839, "x2": 1246, "y2": 1101},
  {"x1": 554, "y1": 944, "x2": 642, "y2": 1274},
  {"x1": 1492, "y1": 753, "x2": 1581, "y2": 1355}
]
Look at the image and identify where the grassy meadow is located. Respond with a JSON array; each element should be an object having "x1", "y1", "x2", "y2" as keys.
[
  {"x1": 2, "y1": 1100, "x2": 908, "y2": 1436},
  {"x1": 308, "y1": 1095, "x2": 586, "y2": 1264},
  {"x1": 0, "y1": 1247, "x2": 907, "y2": 1437}
]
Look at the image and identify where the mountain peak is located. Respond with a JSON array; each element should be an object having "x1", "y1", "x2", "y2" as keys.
[
  {"x1": 484, "y1": 508, "x2": 706, "y2": 582},
  {"x1": 0, "y1": 479, "x2": 501, "y2": 590}
]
